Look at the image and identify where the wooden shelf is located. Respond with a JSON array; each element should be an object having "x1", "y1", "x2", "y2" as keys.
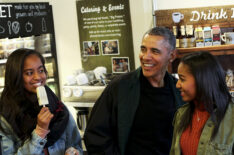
[{"x1": 176, "y1": 44, "x2": 234, "y2": 58}]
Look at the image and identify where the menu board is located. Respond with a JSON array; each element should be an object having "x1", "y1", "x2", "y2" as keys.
[
  {"x1": 0, "y1": 3, "x2": 53, "y2": 38},
  {"x1": 76, "y1": 0, "x2": 135, "y2": 73}
]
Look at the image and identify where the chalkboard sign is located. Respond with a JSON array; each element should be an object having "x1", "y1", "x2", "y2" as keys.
[{"x1": 0, "y1": 3, "x2": 53, "y2": 39}]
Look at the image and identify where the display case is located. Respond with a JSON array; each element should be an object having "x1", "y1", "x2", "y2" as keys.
[{"x1": 0, "y1": 3, "x2": 60, "y2": 98}]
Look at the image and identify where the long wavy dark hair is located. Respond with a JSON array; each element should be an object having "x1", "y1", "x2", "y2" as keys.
[
  {"x1": 0, "y1": 48, "x2": 47, "y2": 143},
  {"x1": 178, "y1": 52, "x2": 231, "y2": 139}
]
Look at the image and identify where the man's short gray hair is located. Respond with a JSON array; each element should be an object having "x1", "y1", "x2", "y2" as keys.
[{"x1": 144, "y1": 27, "x2": 176, "y2": 51}]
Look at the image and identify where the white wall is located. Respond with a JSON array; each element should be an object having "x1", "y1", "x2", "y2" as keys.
[
  {"x1": 50, "y1": 0, "x2": 82, "y2": 87},
  {"x1": 129, "y1": 0, "x2": 154, "y2": 68}
]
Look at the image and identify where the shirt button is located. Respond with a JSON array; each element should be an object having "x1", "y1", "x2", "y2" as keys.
[
  {"x1": 208, "y1": 124, "x2": 212, "y2": 127},
  {"x1": 200, "y1": 142, "x2": 204, "y2": 145},
  {"x1": 39, "y1": 142, "x2": 44, "y2": 145}
]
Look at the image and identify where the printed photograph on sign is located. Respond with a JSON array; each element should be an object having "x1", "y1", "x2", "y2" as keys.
[
  {"x1": 83, "y1": 41, "x2": 100, "y2": 56},
  {"x1": 112, "y1": 57, "x2": 129, "y2": 73},
  {"x1": 101, "y1": 40, "x2": 119, "y2": 55}
]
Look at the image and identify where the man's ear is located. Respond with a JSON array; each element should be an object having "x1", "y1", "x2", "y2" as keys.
[{"x1": 169, "y1": 49, "x2": 177, "y2": 62}]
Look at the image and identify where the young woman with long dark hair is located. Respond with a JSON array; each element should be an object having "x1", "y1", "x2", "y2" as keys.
[
  {"x1": 0, "y1": 48, "x2": 83, "y2": 155},
  {"x1": 170, "y1": 52, "x2": 233, "y2": 155}
]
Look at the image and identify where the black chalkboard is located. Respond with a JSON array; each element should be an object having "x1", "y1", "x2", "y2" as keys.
[{"x1": 0, "y1": 3, "x2": 53, "y2": 39}]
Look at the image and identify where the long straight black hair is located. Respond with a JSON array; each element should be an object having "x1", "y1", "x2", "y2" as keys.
[
  {"x1": 0, "y1": 48, "x2": 47, "y2": 143},
  {"x1": 178, "y1": 52, "x2": 231, "y2": 139}
]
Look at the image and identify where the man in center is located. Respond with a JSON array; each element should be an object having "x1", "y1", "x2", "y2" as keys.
[{"x1": 84, "y1": 27, "x2": 185, "y2": 155}]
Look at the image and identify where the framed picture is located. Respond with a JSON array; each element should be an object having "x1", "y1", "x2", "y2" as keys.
[
  {"x1": 112, "y1": 57, "x2": 130, "y2": 73},
  {"x1": 83, "y1": 41, "x2": 100, "y2": 56},
  {"x1": 101, "y1": 40, "x2": 119, "y2": 55}
]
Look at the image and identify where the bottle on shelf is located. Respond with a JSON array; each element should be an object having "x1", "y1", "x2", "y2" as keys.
[
  {"x1": 212, "y1": 25, "x2": 221, "y2": 46},
  {"x1": 186, "y1": 25, "x2": 195, "y2": 47},
  {"x1": 179, "y1": 25, "x2": 188, "y2": 48},
  {"x1": 195, "y1": 26, "x2": 204, "y2": 47},
  {"x1": 203, "y1": 26, "x2": 213, "y2": 46},
  {"x1": 172, "y1": 26, "x2": 180, "y2": 48}
]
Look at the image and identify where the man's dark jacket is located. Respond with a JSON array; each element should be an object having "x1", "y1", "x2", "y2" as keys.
[{"x1": 84, "y1": 67, "x2": 185, "y2": 155}]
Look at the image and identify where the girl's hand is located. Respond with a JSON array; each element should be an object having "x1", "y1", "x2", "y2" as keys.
[{"x1": 37, "y1": 107, "x2": 54, "y2": 130}]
